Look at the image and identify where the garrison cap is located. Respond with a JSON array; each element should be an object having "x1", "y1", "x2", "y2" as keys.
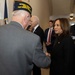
[{"x1": 14, "y1": 1, "x2": 32, "y2": 15}]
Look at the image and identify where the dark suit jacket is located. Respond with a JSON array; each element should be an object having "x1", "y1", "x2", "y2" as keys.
[
  {"x1": 33, "y1": 25, "x2": 44, "y2": 75},
  {"x1": 70, "y1": 25, "x2": 75, "y2": 36},
  {"x1": 50, "y1": 34, "x2": 75, "y2": 75},
  {"x1": 44, "y1": 28, "x2": 55, "y2": 53},
  {"x1": 34, "y1": 26, "x2": 44, "y2": 45},
  {"x1": 0, "y1": 21, "x2": 51, "y2": 75},
  {"x1": 70, "y1": 25, "x2": 75, "y2": 45}
]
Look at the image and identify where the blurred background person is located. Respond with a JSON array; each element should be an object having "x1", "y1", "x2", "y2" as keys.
[
  {"x1": 50, "y1": 18, "x2": 75, "y2": 75},
  {"x1": 31, "y1": 16, "x2": 44, "y2": 46},
  {"x1": 31, "y1": 16, "x2": 45, "y2": 75},
  {"x1": 44, "y1": 20, "x2": 55, "y2": 54}
]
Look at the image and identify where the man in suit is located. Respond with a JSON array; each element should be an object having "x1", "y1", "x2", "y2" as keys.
[
  {"x1": 31, "y1": 16, "x2": 45, "y2": 75},
  {"x1": 0, "y1": 1, "x2": 51, "y2": 75},
  {"x1": 44, "y1": 20, "x2": 55, "y2": 54}
]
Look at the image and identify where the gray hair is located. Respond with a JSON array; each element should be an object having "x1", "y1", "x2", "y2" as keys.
[{"x1": 12, "y1": 10, "x2": 27, "y2": 17}]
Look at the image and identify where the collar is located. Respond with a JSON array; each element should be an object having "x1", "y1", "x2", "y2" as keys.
[
  {"x1": 17, "y1": 22, "x2": 24, "y2": 29},
  {"x1": 49, "y1": 27, "x2": 53, "y2": 30},
  {"x1": 33, "y1": 24, "x2": 39, "y2": 32},
  {"x1": 34, "y1": 24, "x2": 39, "y2": 30},
  {"x1": 10, "y1": 21, "x2": 24, "y2": 29}
]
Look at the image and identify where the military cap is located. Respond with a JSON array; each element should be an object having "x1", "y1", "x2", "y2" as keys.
[{"x1": 13, "y1": 1, "x2": 32, "y2": 15}]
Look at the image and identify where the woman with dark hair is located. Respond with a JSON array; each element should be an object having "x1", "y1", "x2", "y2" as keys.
[{"x1": 50, "y1": 18, "x2": 75, "y2": 75}]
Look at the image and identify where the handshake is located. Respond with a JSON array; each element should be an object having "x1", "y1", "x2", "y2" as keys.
[{"x1": 45, "y1": 52, "x2": 51, "y2": 57}]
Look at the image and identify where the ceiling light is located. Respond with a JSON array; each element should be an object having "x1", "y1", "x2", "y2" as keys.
[{"x1": 69, "y1": 13, "x2": 74, "y2": 20}]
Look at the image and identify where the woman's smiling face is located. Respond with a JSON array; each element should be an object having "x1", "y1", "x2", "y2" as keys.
[{"x1": 54, "y1": 20, "x2": 63, "y2": 35}]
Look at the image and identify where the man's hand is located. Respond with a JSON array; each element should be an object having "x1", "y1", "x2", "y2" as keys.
[
  {"x1": 46, "y1": 42, "x2": 51, "y2": 46},
  {"x1": 45, "y1": 52, "x2": 51, "y2": 57}
]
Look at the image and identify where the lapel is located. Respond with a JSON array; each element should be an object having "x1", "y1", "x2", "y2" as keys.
[{"x1": 34, "y1": 26, "x2": 39, "y2": 33}]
